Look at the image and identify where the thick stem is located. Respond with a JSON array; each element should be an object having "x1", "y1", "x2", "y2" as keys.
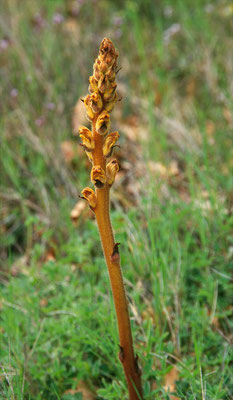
[{"x1": 92, "y1": 120, "x2": 143, "y2": 399}]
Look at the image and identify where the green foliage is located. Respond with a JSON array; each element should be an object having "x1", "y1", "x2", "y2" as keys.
[{"x1": 0, "y1": 0, "x2": 232, "y2": 399}]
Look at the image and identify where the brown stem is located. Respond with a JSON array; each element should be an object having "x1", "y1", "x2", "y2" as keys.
[{"x1": 92, "y1": 119, "x2": 143, "y2": 399}]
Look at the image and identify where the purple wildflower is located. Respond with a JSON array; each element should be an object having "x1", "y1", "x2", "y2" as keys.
[
  {"x1": 10, "y1": 88, "x2": 18, "y2": 98},
  {"x1": 35, "y1": 116, "x2": 45, "y2": 127},
  {"x1": 0, "y1": 39, "x2": 9, "y2": 51},
  {"x1": 52, "y1": 13, "x2": 64, "y2": 25},
  {"x1": 46, "y1": 102, "x2": 55, "y2": 110}
]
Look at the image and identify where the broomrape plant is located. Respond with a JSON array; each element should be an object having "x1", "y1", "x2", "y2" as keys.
[{"x1": 78, "y1": 38, "x2": 143, "y2": 399}]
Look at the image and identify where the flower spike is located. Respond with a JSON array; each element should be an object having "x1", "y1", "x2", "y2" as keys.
[{"x1": 76, "y1": 38, "x2": 143, "y2": 399}]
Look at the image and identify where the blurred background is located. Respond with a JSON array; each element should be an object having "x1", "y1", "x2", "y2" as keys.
[{"x1": 0, "y1": 0, "x2": 232, "y2": 399}]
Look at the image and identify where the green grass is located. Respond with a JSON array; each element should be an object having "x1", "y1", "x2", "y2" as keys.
[{"x1": 0, "y1": 0, "x2": 232, "y2": 399}]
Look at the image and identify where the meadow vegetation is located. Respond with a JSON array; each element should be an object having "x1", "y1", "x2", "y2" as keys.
[{"x1": 0, "y1": 0, "x2": 232, "y2": 399}]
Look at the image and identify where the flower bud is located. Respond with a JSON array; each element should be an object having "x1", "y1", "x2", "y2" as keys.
[
  {"x1": 100, "y1": 60, "x2": 108, "y2": 73},
  {"x1": 103, "y1": 82, "x2": 117, "y2": 102},
  {"x1": 93, "y1": 67, "x2": 101, "y2": 81},
  {"x1": 98, "y1": 75, "x2": 112, "y2": 94},
  {"x1": 105, "y1": 93, "x2": 117, "y2": 113},
  {"x1": 91, "y1": 166, "x2": 106, "y2": 188},
  {"x1": 96, "y1": 110, "x2": 110, "y2": 135},
  {"x1": 93, "y1": 59, "x2": 106, "y2": 81},
  {"x1": 103, "y1": 131, "x2": 120, "y2": 158},
  {"x1": 99, "y1": 38, "x2": 119, "y2": 68},
  {"x1": 79, "y1": 126, "x2": 95, "y2": 152},
  {"x1": 89, "y1": 76, "x2": 98, "y2": 93},
  {"x1": 90, "y1": 91, "x2": 103, "y2": 113},
  {"x1": 81, "y1": 187, "x2": 97, "y2": 209},
  {"x1": 107, "y1": 69, "x2": 116, "y2": 83},
  {"x1": 106, "y1": 159, "x2": 119, "y2": 186}
]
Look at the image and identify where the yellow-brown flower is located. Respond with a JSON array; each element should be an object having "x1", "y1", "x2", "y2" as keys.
[
  {"x1": 106, "y1": 159, "x2": 119, "y2": 186},
  {"x1": 81, "y1": 187, "x2": 97, "y2": 209},
  {"x1": 91, "y1": 166, "x2": 106, "y2": 188},
  {"x1": 98, "y1": 75, "x2": 112, "y2": 94},
  {"x1": 103, "y1": 131, "x2": 120, "y2": 158},
  {"x1": 105, "y1": 93, "x2": 118, "y2": 113},
  {"x1": 102, "y1": 82, "x2": 117, "y2": 101},
  {"x1": 79, "y1": 126, "x2": 95, "y2": 152},
  {"x1": 83, "y1": 94, "x2": 95, "y2": 121},
  {"x1": 96, "y1": 110, "x2": 110, "y2": 135},
  {"x1": 90, "y1": 90, "x2": 103, "y2": 113}
]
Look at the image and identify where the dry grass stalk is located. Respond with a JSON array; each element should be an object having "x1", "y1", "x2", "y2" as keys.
[{"x1": 78, "y1": 38, "x2": 143, "y2": 399}]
